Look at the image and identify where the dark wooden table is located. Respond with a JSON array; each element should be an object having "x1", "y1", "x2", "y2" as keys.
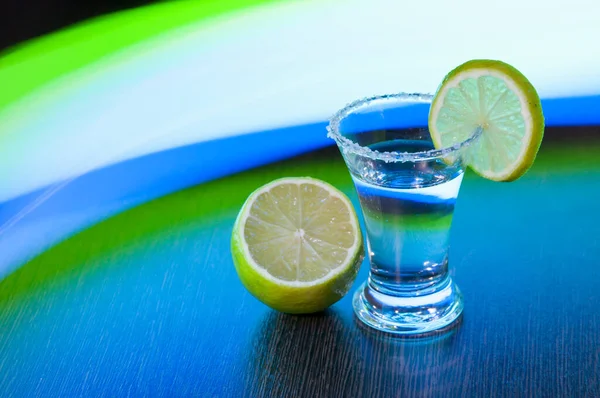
[{"x1": 0, "y1": 127, "x2": 599, "y2": 397}]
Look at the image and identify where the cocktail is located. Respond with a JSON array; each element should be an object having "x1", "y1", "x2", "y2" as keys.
[
  {"x1": 327, "y1": 60, "x2": 544, "y2": 335},
  {"x1": 327, "y1": 94, "x2": 478, "y2": 334}
]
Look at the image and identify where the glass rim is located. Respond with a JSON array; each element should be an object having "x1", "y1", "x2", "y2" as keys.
[{"x1": 326, "y1": 92, "x2": 481, "y2": 162}]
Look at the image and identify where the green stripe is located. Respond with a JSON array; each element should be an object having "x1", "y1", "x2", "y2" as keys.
[
  {"x1": 362, "y1": 211, "x2": 454, "y2": 231},
  {"x1": 0, "y1": 0, "x2": 279, "y2": 112}
]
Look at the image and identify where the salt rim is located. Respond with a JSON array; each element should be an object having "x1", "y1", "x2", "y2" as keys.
[{"x1": 326, "y1": 92, "x2": 482, "y2": 163}]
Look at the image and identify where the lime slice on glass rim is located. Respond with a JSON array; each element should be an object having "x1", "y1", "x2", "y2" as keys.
[
  {"x1": 231, "y1": 177, "x2": 364, "y2": 314},
  {"x1": 428, "y1": 59, "x2": 545, "y2": 181}
]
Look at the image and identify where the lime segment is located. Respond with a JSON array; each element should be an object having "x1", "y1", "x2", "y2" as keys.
[
  {"x1": 231, "y1": 177, "x2": 364, "y2": 314},
  {"x1": 429, "y1": 59, "x2": 545, "y2": 181}
]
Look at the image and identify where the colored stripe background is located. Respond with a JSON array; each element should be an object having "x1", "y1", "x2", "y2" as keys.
[
  {"x1": 1, "y1": 0, "x2": 600, "y2": 277},
  {"x1": 0, "y1": 2, "x2": 599, "y2": 395}
]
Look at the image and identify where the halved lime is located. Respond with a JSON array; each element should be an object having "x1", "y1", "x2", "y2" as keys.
[
  {"x1": 429, "y1": 59, "x2": 545, "y2": 181},
  {"x1": 231, "y1": 177, "x2": 364, "y2": 314}
]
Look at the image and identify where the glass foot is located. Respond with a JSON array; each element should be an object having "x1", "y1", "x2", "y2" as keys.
[{"x1": 352, "y1": 278, "x2": 464, "y2": 336}]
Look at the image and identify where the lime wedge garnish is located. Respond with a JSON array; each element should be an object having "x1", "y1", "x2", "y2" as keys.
[
  {"x1": 429, "y1": 59, "x2": 545, "y2": 181},
  {"x1": 231, "y1": 177, "x2": 364, "y2": 314}
]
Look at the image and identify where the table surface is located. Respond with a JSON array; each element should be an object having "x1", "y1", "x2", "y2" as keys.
[{"x1": 1, "y1": 127, "x2": 599, "y2": 397}]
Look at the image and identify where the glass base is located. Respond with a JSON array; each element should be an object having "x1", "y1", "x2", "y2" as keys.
[{"x1": 352, "y1": 277, "x2": 464, "y2": 336}]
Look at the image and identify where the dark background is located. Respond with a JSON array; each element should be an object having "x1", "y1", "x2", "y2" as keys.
[{"x1": 0, "y1": 0, "x2": 159, "y2": 51}]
